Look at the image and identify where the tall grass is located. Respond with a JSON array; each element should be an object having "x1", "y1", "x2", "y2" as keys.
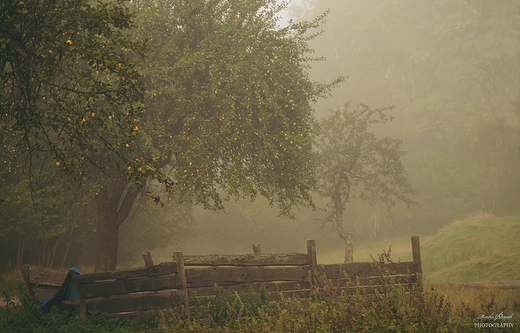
[
  {"x1": 153, "y1": 282, "x2": 517, "y2": 332},
  {"x1": 2, "y1": 276, "x2": 518, "y2": 332}
]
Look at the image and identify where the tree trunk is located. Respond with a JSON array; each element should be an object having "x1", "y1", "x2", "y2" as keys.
[
  {"x1": 333, "y1": 173, "x2": 354, "y2": 263},
  {"x1": 16, "y1": 234, "x2": 25, "y2": 267},
  {"x1": 94, "y1": 176, "x2": 141, "y2": 272},
  {"x1": 60, "y1": 225, "x2": 75, "y2": 268},
  {"x1": 335, "y1": 214, "x2": 354, "y2": 263},
  {"x1": 95, "y1": 215, "x2": 120, "y2": 272}
]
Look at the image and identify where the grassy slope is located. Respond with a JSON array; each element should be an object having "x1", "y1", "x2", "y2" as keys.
[
  {"x1": 421, "y1": 213, "x2": 520, "y2": 283},
  {"x1": 318, "y1": 213, "x2": 520, "y2": 284}
]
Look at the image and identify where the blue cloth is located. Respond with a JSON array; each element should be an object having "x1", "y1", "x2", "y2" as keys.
[{"x1": 39, "y1": 267, "x2": 82, "y2": 312}]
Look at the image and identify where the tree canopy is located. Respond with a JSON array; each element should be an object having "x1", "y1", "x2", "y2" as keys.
[
  {"x1": 315, "y1": 102, "x2": 415, "y2": 262},
  {"x1": 0, "y1": 0, "x2": 345, "y2": 272},
  {"x1": 131, "y1": 0, "x2": 343, "y2": 214},
  {"x1": 0, "y1": 0, "x2": 146, "y2": 184}
]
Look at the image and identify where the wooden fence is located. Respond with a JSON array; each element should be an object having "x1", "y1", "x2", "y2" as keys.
[{"x1": 21, "y1": 236, "x2": 422, "y2": 317}]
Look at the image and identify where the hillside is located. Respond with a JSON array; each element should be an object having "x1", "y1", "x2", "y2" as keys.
[{"x1": 421, "y1": 213, "x2": 520, "y2": 283}]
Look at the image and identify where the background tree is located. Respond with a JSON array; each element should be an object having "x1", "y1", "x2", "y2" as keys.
[
  {"x1": 315, "y1": 103, "x2": 415, "y2": 262},
  {"x1": 295, "y1": 0, "x2": 520, "y2": 236}
]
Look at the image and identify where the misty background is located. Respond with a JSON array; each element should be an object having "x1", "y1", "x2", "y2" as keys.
[
  {"x1": 150, "y1": 0, "x2": 520, "y2": 263},
  {"x1": 1, "y1": 0, "x2": 519, "y2": 269}
]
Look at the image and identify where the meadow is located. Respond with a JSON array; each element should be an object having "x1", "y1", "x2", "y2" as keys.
[{"x1": 1, "y1": 213, "x2": 519, "y2": 332}]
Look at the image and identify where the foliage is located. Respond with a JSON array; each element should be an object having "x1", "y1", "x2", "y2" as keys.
[
  {"x1": 316, "y1": 102, "x2": 415, "y2": 213},
  {"x1": 131, "y1": 0, "x2": 344, "y2": 215},
  {"x1": 315, "y1": 102, "x2": 415, "y2": 262},
  {"x1": 0, "y1": 178, "x2": 86, "y2": 272},
  {"x1": 0, "y1": 0, "x2": 147, "y2": 183},
  {"x1": 2, "y1": 271, "x2": 519, "y2": 332},
  {"x1": 0, "y1": 281, "x2": 156, "y2": 332},
  {"x1": 145, "y1": 281, "x2": 497, "y2": 332}
]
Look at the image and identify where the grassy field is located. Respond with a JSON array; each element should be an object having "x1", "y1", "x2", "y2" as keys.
[
  {"x1": 1, "y1": 213, "x2": 519, "y2": 332},
  {"x1": 421, "y1": 213, "x2": 520, "y2": 283}
]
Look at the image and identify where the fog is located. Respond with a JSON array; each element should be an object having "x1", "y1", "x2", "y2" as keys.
[
  {"x1": 2, "y1": 0, "x2": 519, "y2": 272},
  {"x1": 166, "y1": 0, "x2": 520, "y2": 261}
]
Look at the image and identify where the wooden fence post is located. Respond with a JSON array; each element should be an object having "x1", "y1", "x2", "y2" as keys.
[
  {"x1": 173, "y1": 251, "x2": 189, "y2": 315},
  {"x1": 307, "y1": 240, "x2": 317, "y2": 271},
  {"x1": 142, "y1": 251, "x2": 154, "y2": 267},
  {"x1": 252, "y1": 243, "x2": 261, "y2": 255},
  {"x1": 79, "y1": 297, "x2": 87, "y2": 318},
  {"x1": 411, "y1": 236, "x2": 423, "y2": 292},
  {"x1": 307, "y1": 239, "x2": 321, "y2": 287}
]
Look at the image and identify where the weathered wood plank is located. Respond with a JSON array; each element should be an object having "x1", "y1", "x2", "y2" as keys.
[
  {"x1": 73, "y1": 274, "x2": 183, "y2": 298},
  {"x1": 189, "y1": 288, "x2": 313, "y2": 303},
  {"x1": 185, "y1": 266, "x2": 309, "y2": 283},
  {"x1": 183, "y1": 254, "x2": 309, "y2": 266},
  {"x1": 173, "y1": 251, "x2": 189, "y2": 314},
  {"x1": 187, "y1": 280, "x2": 313, "y2": 297},
  {"x1": 319, "y1": 262, "x2": 417, "y2": 279},
  {"x1": 82, "y1": 290, "x2": 186, "y2": 313},
  {"x1": 21, "y1": 265, "x2": 68, "y2": 286},
  {"x1": 20, "y1": 265, "x2": 68, "y2": 299},
  {"x1": 326, "y1": 274, "x2": 418, "y2": 288},
  {"x1": 73, "y1": 262, "x2": 179, "y2": 284},
  {"x1": 34, "y1": 286, "x2": 62, "y2": 300}
]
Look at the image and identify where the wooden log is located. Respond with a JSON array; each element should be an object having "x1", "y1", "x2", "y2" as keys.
[
  {"x1": 79, "y1": 298, "x2": 87, "y2": 318},
  {"x1": 326, "y1": 274, "x2": 418, "y2": 288},
  {"x1": 306, "y1": 240, "x2": 317, "y2": 272},
  {"x1": 189, "y1": 288, "x2": 313, "y2": 303},
  {"x1": 173, "y1": 251, "x2": 189, "y2": 314},
  {"x1": 21, "y1": 265, "x2": 68, "y2": 286},
  {"x1": 72, "y1": 261, "x2": 179, "y2": 284},
  {"x1": 19, "y1": 265, "x2": 34, "y2": 296},
  {"x1": 73, "y1": 274, "x2": 183, "y2": 298},
  {"x1": 142, "y1": 251, "x2": 154, "y2": 267},
  {"x1": 82, "y1": 290, "x2": 186, "y2": 313},
  {"x1": 411, "y1": 236, "x2": 423, "y2": 292},
  {"x1": 185, "y1": 265, "x2": 309, "y2": 284},
  {"x1": 319, "y1": 262, "x2": 417, "y2": 280},
  {"x1": 19, "y1": 265, "x2": 68, "y2": 299},
  {"x1": 187, "y1": 280, "x2": 313, "y2": 297},
  {"x1": 183, "y1": 253, "x2": 309, "y2": 267}
]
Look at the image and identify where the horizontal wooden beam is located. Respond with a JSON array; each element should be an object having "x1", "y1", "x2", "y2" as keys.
[
  {"x1": 77, "y1": 290, "x2": 186, "y2": 313},
  {"x1": 72, "y1": 261, "x2": 179, "y2": 284},
  {"x1": 319, "y1": 262, "x2": 418, "y2": 279},
  {"x1": 185, "y1": 265, "x2": 309, "y2": 283},
  {"x1": 20, "y1": 265, "x2": 67, "y2": 286},
  {"x1": 186, "y1": 280, "x2": 313, "y2": 297},
  {"x1": 73, "y1": 274, "x2": 183, "y2": 298},
  {"x1": 183, "y1": 253, "x2": 310, "y2": 266}
]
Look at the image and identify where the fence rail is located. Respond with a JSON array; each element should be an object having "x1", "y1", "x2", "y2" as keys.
[{"x1": 21, "y1": 236, "x2": 422, "y2": 317}]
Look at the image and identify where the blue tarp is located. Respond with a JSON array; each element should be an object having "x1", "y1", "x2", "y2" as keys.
[{"x1": 39, "y1": 267, "x2": 82, "y2": 312}]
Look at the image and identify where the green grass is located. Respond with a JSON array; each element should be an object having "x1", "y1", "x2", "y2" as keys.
[
  {"x1": 421, "y1": 213, "x2": 520, "y2": 283},
  {"x1": 5, "y1": 279, "x2": 505, "y2": 333}
]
